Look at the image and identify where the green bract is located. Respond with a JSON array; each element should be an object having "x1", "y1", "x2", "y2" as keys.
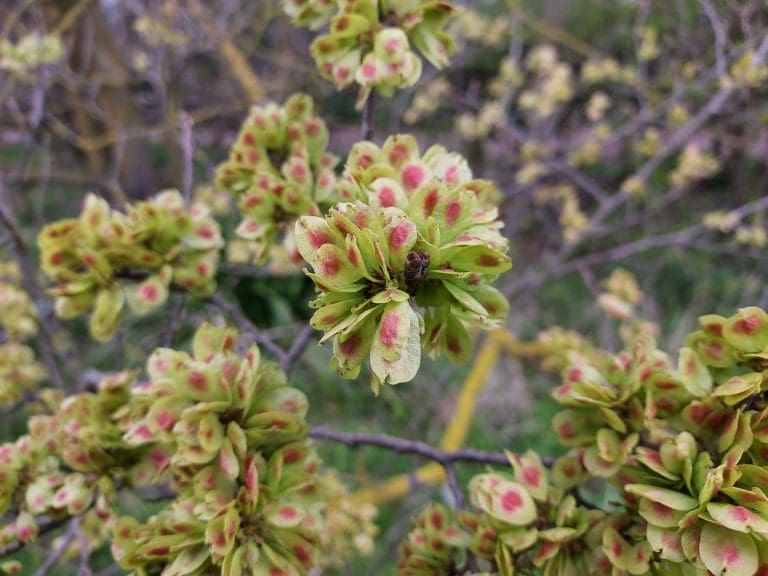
[
  {"x1": 296, "y1": 135, "x2": 510, "y2": 391},
  {"x1": 287, "y1": 0, "x2": 457, "y2": 107},
  {"x1": 38, "y1": 191, "x2": 223, "y2": 342},
  {"x1": 215, "y1": 93, "x2": 352, "y2": 270}
]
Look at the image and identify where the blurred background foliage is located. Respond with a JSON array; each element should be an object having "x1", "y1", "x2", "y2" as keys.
[{"x1": 2, "y1": 0, "x2": 768, "y2": 573}]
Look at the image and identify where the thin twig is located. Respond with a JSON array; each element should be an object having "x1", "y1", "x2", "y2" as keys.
[
  {"x1": 208, "y1": 293, "x2": 289, "y2": 366},
  {"x1": 178, "y1": 111, "x2": 194, "y2": 206},
  {"x1": 308, "y1": 425, "x2": 528, "y2": 467},
  {"x1": 33, "y1": 518, "x2": 78, "y2": 576},
  {"x1": 284, "y1": 324, "x2": 315, "y2": 375},
  {"x1": 74, "y1": 517, "x2": 92, "y2": 576},
  {"x1": 0, "y1": 177, "x2": 67, "y2": 390},
  {"x1": 361, "y1": 92, "x2": 375, "y2": 141},
  {"x1": 443, "y1": 463, "x2": 464, "y2": 509},
  {"x1": 163, "y1": 295, "x2": 186, "y2": 348},
  {"x1": 698, "y1": 0, "x2": 728, "y2": 77}
]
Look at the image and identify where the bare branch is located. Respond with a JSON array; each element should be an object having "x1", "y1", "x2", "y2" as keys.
[
  {"x1": 208, "y1": 293, "x2": 289, "y2": 367},
  {"x1": 0, "y1": 177, "x2": 67, "y2": 390},
  {"x1": 178, "y1": 111, "x2": 194, "y2": 206},
  {"x1": 361, "y1": 93, "x2": 376, "y2": 141},
  {"x1": 33, "y1": 518, "x2": 78, "y2": 576},
  {"x1": 284, "y1": 324, "x2": 316, "y2": 375},
  {"x1": 308, "y1": 425, "x2": 527, "y2": 467},
  {"x1": 698, "y1": 0, "x2": 728, "y2": 76}
]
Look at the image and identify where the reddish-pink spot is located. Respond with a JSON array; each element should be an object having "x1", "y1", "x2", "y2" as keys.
[
  {"x1": 308, "y1": 229, "x2": 330, "y2": 249},
  {"x1": 280, "y1": 507, "x2": 297, "y2": 520},
  {"x1": 358, "y1": 153, "x2": 373, "y2": 168},
  {"x1": 140, "y1": 283, "x2": 159, "y2": 302},
  {"x1": 501, "y1": 489, "x2": 523, "y2": 512},
  {"x1": 283, "y1": 449, "x2": 300, "y2": 464},
  {"x1": 320, "y1": 251, "x2": 341, "y2": 277},
  {"x1": 733, "y1": 315, "x2": 762, "y2": 335},
  {"x1": 188, "y1": 371, "x2": 208, "y2": 392},
  {"x1": 718, "y1": 543, "x2": 740, "y2": 566},
  {"x1": 522, "y1": 466, "x2": 541, "y2": 487},
  {"x1": 196, "y1": 225, "x2": 214, "y2": 240},
  {"x1": 445, "y1": 164, "x2": 459, "y2": 184},
  {"x1": 339, "y1": 333, "x2": 362, "y2": 357},
  {"x1": 294, "y1": 545, "x2": 311, "y2": 564},
  {"x1": 402, "y1": 164, "x2": 426, "y2": 191},
  {"x1": 389, "y1": 144, "x2": 409, "y2": 166},
  {"x1": 379, "y1": 311, "x2": 401, "y2": 347},
  {"x1": 423, "y1": 188, "x2": 439, "y2": 216},
  {"x1": 729, "y1": 507, "x2": 754, "y2": 522},
  {"x1": 378, "y1": 186, "x2": 396, "y2": 207},
  {"x1": 290, "y1": 164, "x2": 307, "y2": 181},
  {"x1": 335, "y1": 67, "x2": 350, "y2": 81},
  {"x1": 388, "y1": 222, "x2": 412, "y2": 251},
  {"x1": 568, "y1": 368, "x2": 583, "y2": 382},
  {"x1": 559, "y1": 422, "x2": 575, "y2": 439},
  {"x1": 445, "y1": 200, "x2": 461, "y2": 225},
  {"x1": 361, "y1": 61, "x2": 377, "y2": 79}
]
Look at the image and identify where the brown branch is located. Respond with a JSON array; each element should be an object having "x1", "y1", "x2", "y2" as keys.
[
  {"x1": 361, "y1": 92, "x2": 376, "y2": 141},
  {"x1": 308, "y1": 425, "x2": 534, "y2": 467},
  {"x1": 284, "y1": 324, "x2": 316, "y2": 376},
  {"x1": 208, "y1": 293, "x2": 290, "y2": 368}
]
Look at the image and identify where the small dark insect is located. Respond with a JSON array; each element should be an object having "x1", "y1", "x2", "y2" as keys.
[{"x1": 404, "y1": 250, "x2": 430, "y2": 294}]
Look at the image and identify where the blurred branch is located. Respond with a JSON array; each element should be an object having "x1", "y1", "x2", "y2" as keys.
[
  {"x1": 361, "y1": 93, "x2": 375, "y2": 141},
  {"x1": 52, "y1": 0, "x2": 95, "y2": 35},
  {"x1": 0, "y1": 177, "x2": 67, "y2": 390},
  {"x1": 284, "y1": 324, "x2": 316, "y2": 375},
  {"x1": 33, "y1": 517, "x2": 79, "y2": 576},
  {"x1": 590, "y1": 31, "x2": 768, "y2": 230},
  {"x1": 506, "y1": 0, "x2": 595, "y2": 56},
  {"x1": 178, "y1": 111, "x2": 194, "y2": 205},
  {"x1": 208, "y1": 293, "x2": 290, "y2": 368},
  {"x1": 187, "y1": 0, "x2": 265, "y2": 102},
  {"x1": 698, "y1": 0, "x2": 727, "y2": 77}
]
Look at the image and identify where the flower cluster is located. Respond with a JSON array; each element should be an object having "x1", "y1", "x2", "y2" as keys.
[
  {"x1": 286, "y1": 0, "x2": 457, "y2": 107},
  {"x1": 215, "y1": 93, "x2": 352, "y2": 270},
  {"x1": 38, "y1": 191, "x2": 223, "y2": 341},
  {"x1": 112, "y1": 324, "x2": 374, "y2": 574},
  {"x1": 296, "y1": 135, "x2": 510, "y2": 391},
  {"x1": 396, "y1": 305, "x2": 768, "y2": 575},
  {"x1": 0, "y1": 374, "x2": 151, "y2": 573},
  {"x1": 550, "y1": 306, "x2": 768, "y2": 573},
  {"x1": 397, "y1": 451, "x2": 616, "y2": 575}
]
